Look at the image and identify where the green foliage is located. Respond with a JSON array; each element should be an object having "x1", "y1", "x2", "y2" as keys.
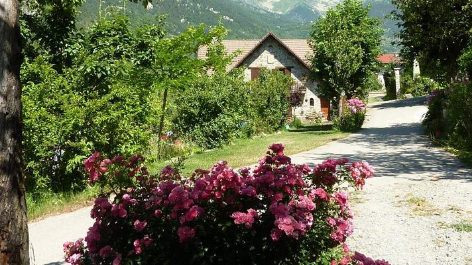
[
  {"x1": 309, "y1": 0, "x2": 383, "y2": 104},
  {"x1": 334, "y1": 98, "x2": 366, "y2": 132},
  {"x1": 445, "y1": 84, "x2": 472, "y2": 150},
  {"x1": 290, "y1": 117, "x2": 303, "y2": 129},
  {"x1": 459, "y1": 25, "x2": 472, "y2": 76},
  {"x1": 459, "y1": 44, "x2": 472, "y2": 76},
  {"x1": 392, "y1": 0, "x2": 472, "y2": 79},
  {"x1": 401, "y1": 76, "x2": 443, "y2": 97},
  {"x1": 365, "y1": 74, "x2": 383, "y2": 92},
  {"x1": 20, "y1": 0, "x2": 84, "y2": 70},
  {"x1": 383, "y1": 71, "x2": 397, "y2": 100},
  {"x1": 450, "y1": 222, "x2": 472, "y2": 232},
  {"x1": 21, "y1": 13, "x2": 164, "y2": 194},
  {"x1": 176, "y1": 72, "x2": 247, "y2": 149},
  {"x1": 335, "y1": 113, "x2": 365, "y2": 132},
  {"x1": 248, "y1": 69, "x2": 292, "y2": 133},
  {"x1": 423, "y1": 90, "x2": 447, "y2": 134},
  {"x1": 172, "y1": 69, "x2": 292, "y2": 150}
]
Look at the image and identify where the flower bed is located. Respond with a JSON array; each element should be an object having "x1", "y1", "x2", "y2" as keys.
[{"x1": 64, "y1": 144, "x2": 388, "y2": 265}]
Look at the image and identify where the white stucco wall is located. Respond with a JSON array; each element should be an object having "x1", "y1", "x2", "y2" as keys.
[{"x1": 240, "y1": 38, "x2": 324, "y2": 121}]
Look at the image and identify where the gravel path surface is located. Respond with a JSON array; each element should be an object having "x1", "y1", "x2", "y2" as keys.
[
  {"x1": 29, "y1": 207, "x2": 93, "y2": 265},
  {"x1": 291, "y1": 97, "x2": 472, "y2": 265},
  {"x1": 29, "y1": 97, "x2": 472, "y2": 265}
]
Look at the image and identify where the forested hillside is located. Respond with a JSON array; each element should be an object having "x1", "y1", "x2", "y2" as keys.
[
  {"x1": 79, "y1": 0, "x2": 398, "y2": 49},
  {"x1": 79, "y1": 0, "x2": 312, "y2": 39}
]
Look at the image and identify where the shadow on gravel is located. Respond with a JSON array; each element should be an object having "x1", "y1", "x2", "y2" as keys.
[
  {"x1": 300, "y1": 122, "x2": 472, "y2": 182},
  {"x1": 372, "y1": 96, "x2": 427, "y2": 110},
  {"x1": 44, "y1": 262, "x2": 64, "y2": 265}
]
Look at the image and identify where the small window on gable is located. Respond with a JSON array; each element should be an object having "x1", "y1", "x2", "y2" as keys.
[{"x1": 310, "y1": 98, "x2": 314, "y2": 106}]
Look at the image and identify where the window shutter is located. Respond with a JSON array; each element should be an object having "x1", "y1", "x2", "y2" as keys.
[
  {"x1": 284, "y1": 67, "x2": 292, "y2": 76},
  {"x1": 251, "y1": 68, "x2": 260, "y2": 80}
]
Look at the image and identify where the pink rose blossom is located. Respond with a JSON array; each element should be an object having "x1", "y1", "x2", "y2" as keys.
[
  {"x1": 134, "y1": 219, "x2": 147, "y2": 232},
  {"x1": 178, "y1": 226, "x2": 196, "y2": 242}
]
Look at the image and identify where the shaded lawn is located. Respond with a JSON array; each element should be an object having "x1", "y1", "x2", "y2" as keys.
[
  {"x1": 28, "y1": 126, "x2": 347, "y2": 221},
  {"x1": 149, "y1": 125, "x2": 349, "y2": 175},
  {"x1": 27, "y1": 186, "x2": 99, "y2": 222}
]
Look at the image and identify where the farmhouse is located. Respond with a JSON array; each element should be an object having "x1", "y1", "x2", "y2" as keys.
[{"x1": 198, "y1": 32, "x2": 330, "y2": 121}]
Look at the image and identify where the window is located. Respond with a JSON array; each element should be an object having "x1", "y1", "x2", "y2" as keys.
[
  {"x1": 310, "y1": 98, "x2": 314, "y2": 106},
  {"x1": 250, "y1": 68, "x2": 260, "y2": 80},
  {"x1": 276, "y1": 67, "x2": 291, "y2": 76}
]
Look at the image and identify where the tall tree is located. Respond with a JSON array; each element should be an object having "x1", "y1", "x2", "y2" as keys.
[
  {"x1": 0, "y1": 0, "x2": 30, "y2": 264},
  {"x1": 149, "y1": 24, "x2": 226, "y2": 159},
  {"x1": 392, "y1": 0, "x2": 472, "y2": 80},
  {"x1": 309, "y1": 0, "x2": 382, "y2": 103},
  {"x1": 21, "y1": 0, "x2": 83, "y2": 71}
]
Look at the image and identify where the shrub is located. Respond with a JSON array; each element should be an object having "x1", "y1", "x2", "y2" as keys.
[
  {"x1": 172, "y1": 71, "x2": 250, "y2": 149},
  {"x1": 21, "y1": 15, "x2": 162, "y2": 194},
  {"x1": 22, "y1": 57, "x2": 155, "y2": 194},
  {"x1": 336, "y1": 98, "x2": 366, "y2": 132},
  {"x1": 423, "y1": 89, "x2": 447, "y2": 134},
  {"x1": 173, "y1": 69, "x2": 292, "y2": 149},
  {"x1": 383, "y1": 71, "x2": 397, "y2": 100},
  {"x1": 402, "y1": 76, "x2": 443, "y2": 97},
  {"x1": 248, "y1": 69, "x2": 292, "y2": 133},
  {"x1": 305, "y1": 111, "x2": 324, "y2": 126},
  {"x1": 290, "y1": 117, "x2": 303, "y2": 129},
  {"x1": 444, "y1": 83, "x2": 472, "y2": 150},
  {"x1": 64, "y1": 144, "x2": 385, "y2": 265},
  {"x1": 354, "y1": 75, "x2": 383, "y2": 101}
]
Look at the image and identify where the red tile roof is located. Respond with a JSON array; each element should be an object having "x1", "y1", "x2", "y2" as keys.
[{"x1": 377, "y1": 54, "x2": 400, "y2": 64}]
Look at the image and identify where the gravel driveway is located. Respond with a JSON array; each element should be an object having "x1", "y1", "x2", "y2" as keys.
[
  {"x1": 29, "y1": 97, "x2": 472, "y2": 265},
  {"x1": 291, "y1": 97, "x2": 472, "y2": 265}
]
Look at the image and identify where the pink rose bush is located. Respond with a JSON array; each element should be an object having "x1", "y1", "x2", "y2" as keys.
[
  {"x1": 347, "y1": 98, "x2": 366, "y2": 114},
  {"x1": 65, "y1": 144, "x2": 387, "y2": 265},
  {"x1": 337, "y1": 98, "x2": 367, "y2": 132}
]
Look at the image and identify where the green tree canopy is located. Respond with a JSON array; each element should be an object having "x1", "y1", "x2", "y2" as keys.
[
  {"x1": 309, "y1": 0, "x2": 382, "y2": 101},
  {"x1": 392, "y1": 0, "x2": 472, "y2": 80}
]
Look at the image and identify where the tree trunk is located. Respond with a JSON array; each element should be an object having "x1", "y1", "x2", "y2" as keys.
[
  {"x1": 157, "y1": 87, "x2": 169, "y2": 160},
  {"x1": 0, "y1": 0, "x2": 30, "y2": 264}
]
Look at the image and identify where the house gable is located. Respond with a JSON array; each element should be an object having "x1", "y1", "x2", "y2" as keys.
[{"x1": 234, "y1": 32, "x2": 311, "y2": 71}]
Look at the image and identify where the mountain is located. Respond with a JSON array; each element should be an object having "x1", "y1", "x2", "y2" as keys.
[
  {"x1": 78, "y1": 0, "x2": 399, "y2": 51},
  {"x1": 286, "y1": 3, "x2": 321, "y2": 23},
  {"x1": 78, "y1": 0, "x2": 312, "y2": 39},
  {"x1": 234, "y1": 0, "x2": 400, "y2": 51}
]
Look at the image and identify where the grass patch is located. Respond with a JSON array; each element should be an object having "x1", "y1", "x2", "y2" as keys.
[
  {"x1": 149, "y1": 126, "x2": 349, "y2": 175},
  {"x1": 27, "y1": 186, "x2": 100, "y2": 223},
  {"x1": 447, "y1": 205, "x2": 463, "y2": 213},
  {"x1": 28, "y1": 126, "x2": 347, "y2": 221},
  {"x1": 444, "y1": 146, "x2": 472, "y2": 168},
  {"x1": 405, "y1": 196, "x2": 440, "y2": 216},
  {"x1": 450, "y1": 222, "x2": 472, "y2": 232},
  {"x1": 349, "y1": 191, "x2": 366, "y2": 205},
  {"x1": 368, "y1": 96, "x2": 382, "y2": 104}
]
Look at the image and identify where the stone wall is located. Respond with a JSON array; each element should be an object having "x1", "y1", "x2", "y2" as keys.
[{"x1": 240, "y1": 38, "x2": 324, "y2": 121}]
